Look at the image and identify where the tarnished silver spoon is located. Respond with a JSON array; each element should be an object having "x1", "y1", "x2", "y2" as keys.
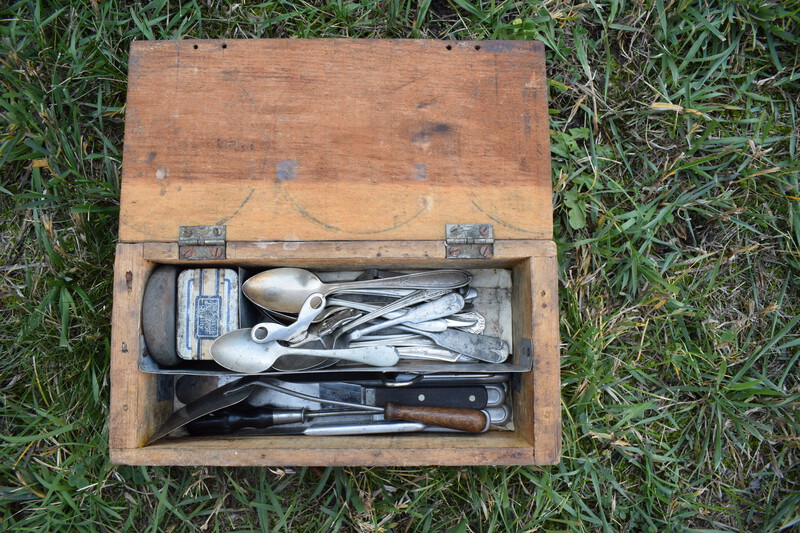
[
  {"x1": 242, "y1": 268, "x2": 472, "y2": 313},
  {"x1": 210, "y1": 329, "x2": 399, "y2": 373}
]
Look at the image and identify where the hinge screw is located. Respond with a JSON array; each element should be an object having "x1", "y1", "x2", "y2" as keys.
[
  {"x1": 480, "y1": 245, "x2": 491, "y2": 257},
  {"x1": 181, "y1": 247, "x2": 195, "y2": 259},
  {"x1": 479, "y1": 225, "x2": 489, "y2": 236},
  {"x1": 449, "y1": 247, "x2": 461, "y2": 257}
]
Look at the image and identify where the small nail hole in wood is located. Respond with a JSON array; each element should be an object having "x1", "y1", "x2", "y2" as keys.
[
  {"x1": 474, "y1": 45, "x2": 481, "y2": 50},
  {"x1": 221, "y1": 43, "x2": 227, "y2": 49},
  {"x1": 446, "y1": 45, "x2": 452, "y2": 50}
]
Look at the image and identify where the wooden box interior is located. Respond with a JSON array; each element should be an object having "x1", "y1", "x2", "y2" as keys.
[{"x1": 110, "y1": 240, "x2": 559, "y2": 466}]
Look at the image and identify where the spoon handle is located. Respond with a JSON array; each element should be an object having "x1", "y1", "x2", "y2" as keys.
[
  {"x1": 282, "y1": 345, "x2": 400, "y2": 367},
  {"x1": 325, "y1": 270, "x2": 472, "y2": 293},
  {"x1": 335, "y1": 289, "x2": 451, "y2": 336},
  {"x1": 251, "y1": 293, "x2": 326, "y2": 344},
  {"x1": 348, "y1": 293, "x2": 465, "y2": 340},
  {"x1": 397, "y1": 326, "x2": 509, "y2": 363}
]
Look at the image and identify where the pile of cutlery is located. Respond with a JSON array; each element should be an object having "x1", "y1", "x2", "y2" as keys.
[{"x1": 209, "y1": 268, "x2": 509, "y2": 373}]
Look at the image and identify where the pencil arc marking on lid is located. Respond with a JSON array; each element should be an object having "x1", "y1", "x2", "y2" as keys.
[
  {"x1": 281, "y1": 186, "x2": 430, "y2": 235},
  {"x1": 469, "y1": 199, "x2": 536, "y2": 234},
  {"x1": 215, "y1": 188, "x2": 255, "y2": 226}
]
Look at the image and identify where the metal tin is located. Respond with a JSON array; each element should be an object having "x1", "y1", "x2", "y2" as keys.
[{"x1": 176, "y1": 268, "x2": 239, "y2": 360}]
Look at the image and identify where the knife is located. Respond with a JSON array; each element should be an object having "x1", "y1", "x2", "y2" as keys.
[
  {"x1": 247, "y1": 381, "x2": 490, "y2": 409},
  {"x1": 147, "y1": 376, "x2": 261, "y2": 444},
  {"x1": 186, "y1": 400, "x2": 489, "y2": 434},
  {"x1": 149, "y1": 377, "x2": 492, "y2": 443},
  {"x1": 174, "y1": 374, "x2": 511, "y2": 405},
  {"x1": 187, "y1": 402, "x2": 510, "y2": 436}
]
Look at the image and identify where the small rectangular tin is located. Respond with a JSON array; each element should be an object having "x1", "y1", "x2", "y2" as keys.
[{"x1": 176, "y1": 268, "x2": 239, "y2": 360}]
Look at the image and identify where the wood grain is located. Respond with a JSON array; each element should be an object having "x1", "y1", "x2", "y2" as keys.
[
  {"x1": 142, "y1": 239, "x2": 556, "y2": 265},
  {"x1": 383, "y1": 403, "x2": 489, "y2": 433},
  {"x1": 109, "y1": 244, "x2": 173, "y2": 451},
  {"x1": 112, "y1": 433, "x2": 535, "y2": 466},
  {"x1": 120, "y1": 39, "x2": 552, "y2": 244},
  {"x1": 531, "y1": 253, "x2": 562, "y2": 464},
  {"x1": 511, "y1": 258, "x2": 535, "y2": 444}
]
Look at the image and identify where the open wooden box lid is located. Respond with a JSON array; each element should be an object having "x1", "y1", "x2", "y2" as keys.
[{"x1": 120, "y1": 39, "x2": 551, "y2": 244}]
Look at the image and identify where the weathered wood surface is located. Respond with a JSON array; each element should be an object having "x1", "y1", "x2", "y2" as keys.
[
  {"x1": 120, "y1": 39, "x2": 552, "y2": 243},
  {"x1": 114, "y1": 433, "x2": 536, "y2": 467},
  {"x1": 141, "y1": 239, "x2": 556, "y2": 265},
  {"x1": 531, "y1": 254, "x2": 562, "y2": 464},
  {"x1": 109, "y1": 244, "x2": 172, "y2": 453},
  {"x1": 113, "y1": 39, "x2": 561, "y2": 466}
]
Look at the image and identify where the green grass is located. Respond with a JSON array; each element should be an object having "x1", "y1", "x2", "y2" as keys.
[{"x1": 1, "y1": 0, "x2": 799, "y2": 531}]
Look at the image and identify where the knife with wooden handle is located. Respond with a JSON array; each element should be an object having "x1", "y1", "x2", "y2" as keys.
[
  {"x1": 247, "y1": 381, "x2": 490, "y2": 409},
  {"x1": 188, "y1": 403, "x2": 491, "y2": 435}
]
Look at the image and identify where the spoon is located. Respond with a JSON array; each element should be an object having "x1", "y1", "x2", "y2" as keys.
[
  {"x1": 327, "y1": 297, "x2": 468, "y2": 332},
  {"x1": 270, "y1": 340, "x2": 338, "y2": 372},
  {"x1": 346, "y1": 293, "x2": 465, "y2": 341},
  {"x1": 210, "y1": 329, "x2": 399, "y2": 373},
  {"x1": 395, "y1": 326, "x2": 509, "y2": 363},
  {"x1": 328, "y1": 298, "x2": 485, "y2": 334},
  {"x1": 242, "y1": 268, "x2": 472, "y2": 313},
  {"x1": 274, "y1": 309, "x2": 362, "y2": 371},
  {"x1": 251, "y1": 293, "x2": 326, "y2": 344}
]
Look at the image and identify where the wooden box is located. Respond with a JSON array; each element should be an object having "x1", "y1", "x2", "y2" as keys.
[{"x1": 111, "y1": 39, "x2": 560, "y2": 466}]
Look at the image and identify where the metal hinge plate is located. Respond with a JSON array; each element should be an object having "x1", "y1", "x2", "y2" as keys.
[
  {"x1": 445, "y1": 224, "x2": 494, "y2": 259},
  {"x1": 178, "y1": 225, "x2": 226, "y2": 260}
]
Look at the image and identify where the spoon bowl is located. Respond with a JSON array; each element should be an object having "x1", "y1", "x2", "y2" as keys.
[{"x1": 210, "y1": 329, "x2": 399, "y2": 373}]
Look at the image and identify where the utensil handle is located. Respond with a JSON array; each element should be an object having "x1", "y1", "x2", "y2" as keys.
[
  {"x1": 328, "y1": 270, "x2": 472, "y2": 292},
  {"x1": 383, "y1": 402, "x2": 490, "y2": 433},
  {"x1": 188, "y1": 408, "x2": 305, "y2": 435},
  {"x1": 290, "y1": 346, "x2": 400, "y2": 367},
  {"x1": 251, "y1": 293, "x2": 326, "y2": 343},
  {"x1": 399, "y1": 326, "x2": 509, "y2": 363},
  {"x1": 336, "y1": 288, "x2": 451, "y2": 335},
  {"x1": 373, "y1": 387, "x2": 489, "y2": 408},
  {"x1": 303, "y1": 421, "x2": 427, "y2": 436},
  {"x1": 349, "y1": 293, "x2": 465, "y2": 340},
  {"x1": 187, "y1": 407, "x2": 378, "y2": 435}
]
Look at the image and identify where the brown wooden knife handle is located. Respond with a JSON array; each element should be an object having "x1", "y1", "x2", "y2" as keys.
[{"x1": 384, "y1": 402, "x2": 490, "y2": 433}]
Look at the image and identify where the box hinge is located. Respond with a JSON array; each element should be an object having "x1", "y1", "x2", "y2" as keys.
[
  {"x1": 445, "y1": 224, "x2": 494, "y2": 259},
  {"x1": 178, "y1": 225, "x2": 226, "y2": 260}
]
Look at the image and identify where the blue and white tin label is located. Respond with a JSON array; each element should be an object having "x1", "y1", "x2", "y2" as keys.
[
  {"x1": 195, "y1": 296, "x2": 222, "y2": 338},
  {"x1": 177, "y1": 268, "x2": 239, "y2": 360}
]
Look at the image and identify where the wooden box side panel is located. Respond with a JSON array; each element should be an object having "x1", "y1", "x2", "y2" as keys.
[
  {"x1": 114, "y1": 434, "x2": 536, "y2": 467},
  {"x1": 509, "y1": 254, "x2": 561, "y2": 464},
  {"x1": 530, "y1": 254, "x2": 561, "y2": 464},
  {"x1": 109, "y1": 244, "x2": 172, "y2": 452},
  {"x1": 120, "y1": 39, "x2": 552, "y2": 244}
]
